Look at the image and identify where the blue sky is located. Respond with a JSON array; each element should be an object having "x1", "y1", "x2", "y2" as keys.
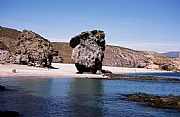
[{"x1": 0, "y1": 0, "x2": 180, "y2": 52}]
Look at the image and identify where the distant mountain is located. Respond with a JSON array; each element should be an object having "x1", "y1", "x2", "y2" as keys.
[{"x1": 161, "y1": 52, "x2": 180, "y2": 58}]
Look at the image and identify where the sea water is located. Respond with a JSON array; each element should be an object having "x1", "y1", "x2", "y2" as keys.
[{"x1": 0, "y1": 77, "x2": 180, "y2": 117}]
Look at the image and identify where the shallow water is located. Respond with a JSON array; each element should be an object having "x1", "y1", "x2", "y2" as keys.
[{"x1": 0, "y1": 77, "x2": 180, "y2": 117}]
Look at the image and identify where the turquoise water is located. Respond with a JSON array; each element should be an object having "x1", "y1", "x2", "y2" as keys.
[{"x1": 0, "y1": 77, "x2": 180, "y2": 117}]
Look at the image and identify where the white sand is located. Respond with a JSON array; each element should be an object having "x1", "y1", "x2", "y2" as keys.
[{"x1": 0, "y1": 63, "x2": 170, "y2": 78}]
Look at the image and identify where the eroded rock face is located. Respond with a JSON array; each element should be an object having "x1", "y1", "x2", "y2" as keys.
[
  {"x1": 11, "y1": 30, "x2": 58, "y2": 67},
  {"x1": 69, "y1": 30, "x2": 105, "y2": 73}
]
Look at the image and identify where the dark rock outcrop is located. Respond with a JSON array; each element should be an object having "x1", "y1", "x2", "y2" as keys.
[
  {"x1": 0, "y1": 85, "x2": 5, "y2": 91},
  {"x1": 69, "y1": 30, "x2": 105, "y2": 73},
  {"x1": 0, "y1": 111, "x2": 19, "y2": 117}
]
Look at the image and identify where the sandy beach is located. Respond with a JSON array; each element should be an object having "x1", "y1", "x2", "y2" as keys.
[{"x1": 0, "y1": 63, "x2": 171, "y2": 78}]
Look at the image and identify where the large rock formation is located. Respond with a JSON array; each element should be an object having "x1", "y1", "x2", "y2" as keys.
[
  {"x1": 9, "y1": 30, "x2": 61, "y2": 67},
  {"x1": 69, "y1": 30, "x2": 105, "y2": 73},
  {"x1": 0, "y1": 27, "x2": 63, "y2": 66}
]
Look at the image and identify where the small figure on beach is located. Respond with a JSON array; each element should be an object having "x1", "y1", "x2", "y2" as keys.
[{"x1": 12, "y1": 69, "x2": 16, "y2": 73}]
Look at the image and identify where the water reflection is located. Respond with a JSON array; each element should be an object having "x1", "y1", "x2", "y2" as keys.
[
  {"x1": 18, "y1": 78, "x2": 53, "y2": 97},
  {"x1": 68, "y1": 78, "x2": 104, "y2": 117},
  {"x1": 1, "y1": 77, "x2": 180, "y2": 117}
]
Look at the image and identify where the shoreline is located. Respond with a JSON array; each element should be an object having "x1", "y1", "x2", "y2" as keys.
[{"x1": 0, "y1": 63, "x2": 172, "y2": 79}]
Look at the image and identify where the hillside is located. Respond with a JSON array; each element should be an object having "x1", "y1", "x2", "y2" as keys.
[
  {"x1": 0, "y1": 26, "x2": 21, "y2": 52},
  {"x1": 51, "y1": 42, "x2": 73, "y2": 63},
  {"x1": 0, "y1": 26, "x2": 179, "y2": 70},
  {"x1": 103, "y1": 45, "x2": 147, "y2": 67}
]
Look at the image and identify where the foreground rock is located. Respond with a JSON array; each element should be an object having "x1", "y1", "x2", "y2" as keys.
[
  {"x1": 0, "y1": 111, "x2": 19, "y2": 117},
  {"x1": 123, "y1": 93, "x2": 180, "y2": 110},
  {"x1": 69, "y1": 30, "x2": 106, "y2": 73},
  {"x1": 0, "y1": 85, "x2": 5, "y2": 91}
]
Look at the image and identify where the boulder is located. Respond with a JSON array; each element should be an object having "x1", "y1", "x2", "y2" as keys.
[{"x1": 69, "y1": 30, "x2": 105, "y2": 73}]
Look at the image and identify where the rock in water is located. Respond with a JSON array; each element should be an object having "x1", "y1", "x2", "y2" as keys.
[
  {"x1": 69, "y1": 30, "x2": 105, "y2": 73},
  {"x1": 11, "y1": 30, "x2": 57, "y2": 68},
  {"x1": 0, "y1": 111, "x2": 19, "y2": 117},
  {"x1": 0, "y1": 85, "x2": 5, "y2": 91}
]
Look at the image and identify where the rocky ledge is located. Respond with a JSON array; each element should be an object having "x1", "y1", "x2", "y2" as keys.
[{"x1": 122, "y1": 93, "x2": 180, "y2": 110}]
